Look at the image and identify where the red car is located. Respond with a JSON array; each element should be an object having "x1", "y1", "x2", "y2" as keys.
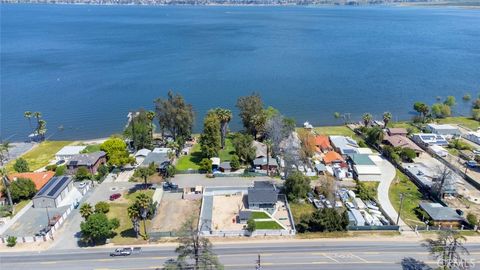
[{"x1": 109, "y1": 193, "x2": 121, "y2": 201}]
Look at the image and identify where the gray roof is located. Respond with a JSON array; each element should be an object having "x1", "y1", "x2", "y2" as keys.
[
  {"x1": 404, "y1": 163, "x2": 457, "y2": 194},
  {"x1": 219, "y1": 162, "x2": 231, "y2": 170},
  {"x1": 141, "y1": 152, "x2": 169, "y2": 166},
  {"x1": 253, "y1": 157, "x2": 278, "y2": 167},
  {"x1": 419, "y1": 202, "x2": 463, "y2": 221},
  {"x1": 329, "y1": 136, "x2": 359, "y2": 154},
  {"x1": 239, "y1": 210, "x2": 252, "y2": 220},
  {"x1": 248, "y1": 181, "x2": 278, "y2": 205},
  {"x1": 34, "y1": 176, "x2": 72, "y2": 200},
  {"x1": 67, "y1": 151, "x2": 106, "y2": 167},
  {"x1": 315, "y1": 163, "x2": 327, "y2": 172}
]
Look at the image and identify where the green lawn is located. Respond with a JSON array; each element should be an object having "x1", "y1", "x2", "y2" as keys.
[
  {"x1": 310, "y1": 126, "x2": 355, "y2": 137},
  {"x1": 108, "y1": 190, "x2": 154, "y2": 245},
  {"x1": 255, "y1": 220, "x2": 284, "y2": 230},
  {"x1": 80, "y1": 144, "x2": 101, "y2": 153},
  {"x1": 176, "y1": 136, "x2": 235, "y2": 171},
  {"x1": 437, "y1": 117, "x2": 480, "y2": 130},
  {"x1": 388, "y1": 121, "x2": 422, "y2": 133},
  {"x1": 289, "y1": 202, "x2": 316, "y2": 224},
  {"x1": 389, "y1": 169, "x2": 425, "y2": 227},
  {"x1": 251, "y1": 211, "x2": 270, "y2": 219},
  {"x1": 6, "y1": 141, "x2": 72, "y2": 172}
]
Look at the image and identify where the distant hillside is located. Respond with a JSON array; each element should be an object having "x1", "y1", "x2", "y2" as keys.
[{"x1": 0, "y1": 0, "x2": 449, "y2": 6}]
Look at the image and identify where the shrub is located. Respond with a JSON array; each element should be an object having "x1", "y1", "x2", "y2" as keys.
[
  {"x1": 75, "y1": 167, "x2": 92, "y2": 181},
  {"x1": 13, "y1": 158, "x2": 29, "y2": 173},
  {"x1": 472, "y1": 109, "x2": 480, "y2": 121},
  {"x1": 45, "y1": 164, "x2": 57, "y2": 171},
  {"x1": 55, "y1": 165, "x2": 66, "y2": 176},
  {"x1": 6, "y1": 236, "x2": 17, "y2": 247},
  {"x1": 246, "y1": 218, "x2": 256, "y2": 233},
  {"x1": 284, "y1": 171, "x2": 311, "y2": 201},
  {"x1": 230, "y1": 155, "x2": 240, "y2": 171},
  {"x1": 467, "y1": 213, "x2": 478, "y2": 227},
  {"x1": 94, "y1": 201, "x2": 110, "y2": 214},
  {"x1": 199, "y1": 158, "x2": 213, "y2": 173},
  {"x1": 8, "y1": 177, "x2": 36, "y2": 202},
  {"x1": 355, "y1": 180, "x2": 376, "y2": 201}
]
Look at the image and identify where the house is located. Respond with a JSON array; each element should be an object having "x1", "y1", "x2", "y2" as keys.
[
  {"x1": 464, "y1": 131, "x2": 480, "y2": 146},
  {"x1": 8, "y1": 171, "x2": 55, "y2": 191},
  {"x1": 387, "y1": 128, "x2": 408, "y2": 137},
  {"x1": 141, "y1": 152, "x2": 169, "y2": 169},
  {"x1": 32, "y1": 176, "x2": 74, "y2": 208},
  {"x1": 404, "y1": 163, "x2": 457, "y2": 195},
  {"x1": 67, "y1": 151, "x2": 107, "y2": 175},
  {"x1": 252, "y1": 141, "x2": 267, "y2": 158},
  {"x1": 323, "y1": 151, "x2": 344, "y2": 165},
  {"x1": 253, "y1": 157, "x2": 278, "y2": 171},
  {"x1": 383, "y1": 135, "x2": 424, "y2": 157},
  {"x1": 348, "y1": 154, "x2": 381, "y2": 178},
  {"x1": 247, "y1": 181, "x2": 278, "y2": 212},
  {"x1": 210, "y1": 157, "x2": 220, "y2": 170},
  {"x1": 55, "y1": 146, "x2": 86, "y2": 161},
  {"x1": 238, "y1": 210, "x2": 252, "y2": 224},
  {"x1": 314, "y1": 163, "x2": 327, "y2": 175},
  {"x1": 329, "y1": 136, "x2": 359, "y2": 155},
  {"x1": 315, "y1": 135, "x2": 332, "y2": 153},
  {"x1": 430, "y1": 145, "x2": 448, "y2": 158},
  {"x1": 219, "y1": 162, "x2": 232, "y2": 173},
  {"x1": 426, "y1": 124, "x2": 461, "y2": 137},
  {"x1": 134, "y1": 148, "x2": 152, "y2": 165},
  {"x1": 412, "y1": 134, "x2": 449, "y2": 148},
  {"x1": 419, "y1": 202, "x2": 464, "y2": 227}
]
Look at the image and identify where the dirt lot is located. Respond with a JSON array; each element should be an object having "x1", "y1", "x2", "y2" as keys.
[
  {"x1": 211, "y1": 194, "x2": 246, "y2": 231},
  {"x1": 151, "y1": 192, "x2": 200, "y2": 232}
]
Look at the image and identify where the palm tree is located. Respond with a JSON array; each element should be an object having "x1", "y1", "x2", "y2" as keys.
[
  {"x1": 265, "y1": 139, "x2": 272, "y2": 177},
  {"x1": 127, "y1": 204, "x2": 141, "y2": 238},
  {"x1": 37, "y1": 119, "x2": 47, "y2": 140},
  {"x1": 33, "y1": 111, "x2": 42, "y2": 128},
  {"x1": 134, "y1": 193, "x2": 151, "y2": 238},
  {"x1": 146, "y1": 110, "x2": 156, "y2": 140},
  {"x1": 362, "y1": 113, "x2": 372, "y2": 127},
  {"x1": 383, "y1": 112, "x2": 392, "y2": 128},
  {"x1": 212, "y1": 108, "x2": 232, "y2": 149},
  {"x1": 79, "y1": 203, "x2": 93, "y2": 219},
  {"x1": 134, "y1": 166, "x2": 154, "y2": 189},
  {"x1": 24, "y1": 111, "x2": 33, "y2": 132}
]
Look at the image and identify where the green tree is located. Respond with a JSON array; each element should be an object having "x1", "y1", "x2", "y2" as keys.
[
  {"x1": 230, "y1": 155, "x2": 240, "y2": 171},
  {"x1": 80, "y1": 213, "x2": 119, "y2": 245},
  {"x1": 127, "y1": 203, "x2": 141, "y2": 239},
  {"x1": 174, "y1": 217, "x2": 224, "y2": 270},
  {"x1": 284, "y1": 171, "x2": 311, "y2": 201},
  {"x1": 155, "y1": 90, "x2": 195, "y2": 142},
  {"x1": 304, "y1": 208, "x2": 349, "y2": 232},
  {"x1": 413, "y1": 102, "x2": 429, "y2": 122},
  {"x1": 383, "y1": 112, "x2": 392, "y2": 128},
  {"x1": 24, "y1": 111, "x2": 33, "y2": 132},
  {"x1": 124, "y1": 109, "x2": 155, "y2": 150},
  {"x1": 134, "y1": 164, "x2": 156, "y2": 189},
  {"x1": 100, "y1": 136, "x2": 134, "y2": 167},
  {"x1": 399, "y1": 148, "x2": 417, "y2": 162},
  {"x1": 199, "y1": 113, "x2": 221, "y2": 158},
  {"x1": 236, "y1": 93, "x2": 266, "y2": 138},
  {"x1": 13, "y1": 158, "x2": 29, "y2": 173},
  {"x1": 55, "y1": 165, "x2": 66, "y2": 176},
  {"x1": 246, "y1": 217, "x2": 256, "y2": 233},
  {"x1": 466, "y1": 213, "x2": 478, "y2": 227},
  {"x1": 37, "y1": 119, "x2": 47, "y2": 141},
  {"x1": 444, "y1": 96, "x2": 456, "y2": 107},
  {"x1": 423, "y1": 230, "x2": 470, "y2": 270},
  {"x1": 199, "y1": 158, "x2": 213, "y2": 174},
  {"x1": 365, "y1": 126, "x2": 384, "y2": 145},
  {"x1": 431, "y1": 103, "x2": 451, "y2": 118},
  {"x1": 6, "y1": 236, "x2": 17, "y2": 247},
  {"x1": 130, "y1": 193, "x2": 153, "y2": 238},
  {"x1": 210, "y1": 108, "x2": 232, "y2": 149},
  {"x1": 355, "y1": 180, "x2": 376, "y2": 201},
  {"x1": 80, "y1": 203, "x2": 94, "y2": 220},
  {"x1": 362, "y1": 113, "x2": 372, "y2": 127},
  {"x1": 232, "y1": 133, "x2": 256, "y2": 164},
  {"x1": 7, "y1": 178, "x2": 36, "y2": 202},
  {"x1": 75, "y1": 167, "x2": 92, "y2": 181},
  {"x1": 94, "y1": 201, "x2": 110, "y2": 214}
]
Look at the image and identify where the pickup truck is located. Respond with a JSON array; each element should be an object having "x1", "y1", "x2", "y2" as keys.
[{"x1": 110, "y1": 249, "x2": 131, "y2": 257}]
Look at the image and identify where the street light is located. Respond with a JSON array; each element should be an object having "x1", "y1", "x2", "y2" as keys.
[{"x1": 396, "y1": 193, "x2": 405, "y2": 225}]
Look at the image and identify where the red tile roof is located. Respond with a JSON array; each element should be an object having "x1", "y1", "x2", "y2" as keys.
[
  {"x1": 315, "y1": 135, "x2": 332, "y2": 150},
  {"x1": 8, "y1": 171, "x2": 55, "y2": 191},
  {"x1": 323, "y1": 151, "x2": 344, "y2": 164}
]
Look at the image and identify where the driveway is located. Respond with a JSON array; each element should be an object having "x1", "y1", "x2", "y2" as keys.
[{"x1": 173, "y1": 174, "x2": 280, "y2": 188}]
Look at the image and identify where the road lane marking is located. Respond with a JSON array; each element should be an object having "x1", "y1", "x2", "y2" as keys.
[
  {"x1": 350, "y1": 253, "x2": 369, "y2": 263},
  {"x1": 40, "y1": 261, "x2": 57, "y2": 264},
  {"x1": 322, "y1": 253, "x2": 339, "y2": 263}
]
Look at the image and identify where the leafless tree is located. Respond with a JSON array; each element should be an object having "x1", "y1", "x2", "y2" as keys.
[
  {"x1": 423, "y1": 230, "x2": 471, "y2": 270},
  {"x1": 432, "y1": 165, "x2": 455, "y2": 200}
]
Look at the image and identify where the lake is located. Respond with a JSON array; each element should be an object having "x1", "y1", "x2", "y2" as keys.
[{"x1": 1, "y1": 4, "x2": 479, "y2": 141}]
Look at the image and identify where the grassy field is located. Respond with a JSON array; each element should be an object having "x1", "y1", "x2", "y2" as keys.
[
  {"x1": 289, "y1": 202, "x2": 316, "y2": 224},
  {"x1": 255, "y1": 220, "x2": 284, "y2": 230},
  {"x1": 251, "y1": 211, "x2": 270, "y2": 219},
  {"x1": 310, "y1": 126, "x2": 355, "y2": 137},
  {"x1": 437, "y1": 117, "x2": 480, "y2": 130},
  {"x1": 297, "y1": 230, "x2": 400, "y2": 239},
  {"x1": 108, "y1": 190, "x2": 154, "y2": 245},
  {"x1": 176, "y1": 136, "x2": 235, "y2": 171},
  {"x1": 361, "y1": 181, "x2": 380, "y2": 200},
  {"x1": 6, "y1": 141, "x2": 72, "y2": 172},
  {"x1": 389, "y1": 169, "x2": 425, "y2": 227},
  {"x1": 388, "y1": 121, "x2": 422, "y2": 133}
]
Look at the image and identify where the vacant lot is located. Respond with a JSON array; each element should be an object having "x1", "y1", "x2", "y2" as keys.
[
  {"x1": 151, "y1": 192, "x2": 200, "y2": 232},
  {"x1": 6, "y1": 141, "x2": 72, "y2": 172},
  {"x1": 310, "y1": 126, "x2": 355, "y2": 137},
  {"x1": 289, "y1": 202, "x2": 315, "y2": 224},
  {"x1": 389, "y1": 169, "x2": 425, "y2": 227},
  {"x1": 211, "y1": 194, "x2": 246, "y2": 231}
]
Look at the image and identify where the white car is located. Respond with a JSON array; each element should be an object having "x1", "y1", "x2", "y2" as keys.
[{"x1": 78, "y1": 182, "x2": 87, "y2": 189}]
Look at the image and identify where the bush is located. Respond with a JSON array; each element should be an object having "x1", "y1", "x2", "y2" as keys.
[
  {"x1": 6, "y1": 236, "x2": 17, "y2": 247},
  {"x1": 199, "y1": 158, "x2": 213, "y2": 173},
  {"x1": 75, "y1": 167, "x2": 92, "y2": 181},
  {"x1": 301, "y1": 208, "x2": 349, "y2": 232},
  {"x1": 355, "y1": 180, "x2": 376, "y2": 201},
  {"x1": 472, "y1": 109, "x2": 480, "y2": 121},
  {"x1": 45, "y1": 164, "x2": 57, "y2": 171},
  {"x1": 284, "y1": 171, "x2": 311, "y2": 201},
  {"x1": 467, "y1": 213, "x2": 478, "y2": 227},
  {"x1": 246, "y1": 218, "x2": 256, "y2": 233},
  {"x1": 230, "y1": 155, "x2": 240, "y2": 171},
  {"x1": 94, "y1": 201, "x2": 110, "y2": 214},
  {"x1": 358, "y1": 141, "x2": 367, "y2": 148},
  {"x1": 13, "y1": 158, "x2": 29, "y2": 172},
  {"x1": 97, "y1": 164, "x2": 109, "y2": 177},
  {"x1": 55, "y1": 165, "x2": 66, "y2": 176},
  {"x1": 8, "y1": 178, "x2": 36, "y2": 202}
]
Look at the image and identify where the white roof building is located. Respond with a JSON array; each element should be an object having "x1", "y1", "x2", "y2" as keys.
[
  {"x1": 152, "y1": 147, "x2": 172, "y2": 154},
  {"x1": 430, "y1": 145, "x2": 448, "y2": 157},
  {"x1": 210, "y1": 157, "x2": 220, "y2": 167},
  {"x1": 426, "y1": 124, "x2": 461, "y2": 137},
  {"x1": 412, "y1": 133, "x2": 449, "y2": 147},
  {"x1": 464, "y1": 131, "x2": 480, "y2": 146},
  {"x1": 55, "y1": 146, "x2": 86, "y2": 161}
]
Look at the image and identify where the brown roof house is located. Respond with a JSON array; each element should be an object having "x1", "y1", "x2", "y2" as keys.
[
  {"x1": 67, "y1": 151, "x2": 106, "y2": 175},
  {"x1": 387, "y1": 128, "x2": 408, "y2": 137},
  {"x1": 383, "y1": 135, "x2": 424, "y2": 157}
]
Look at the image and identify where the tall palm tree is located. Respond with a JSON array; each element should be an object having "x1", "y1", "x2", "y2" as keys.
[
  {"x1": 33, "y1": 111, "x2": 42, "y2": 128},
  {"x1": 37, "y1": 119, "x2": 47, "y2": 141},
  {"x1": 127, "y1": 204, "x2": 141, "y2": 239},
  {"x1": 212, "y1": 108, "x2": 232, "y2": 149},
  {"x1": 79, "y1": 203, "x2": 93, "y2": 220},
  {"x1": 362, "y1": 113, "x2": 372, "y2": 127},
  {"x1": 134, "y1": 193, "x2": 151, "y2": 237},
  {"x1": 383, "y1": 112, "x2": 392, "y2": 128},
  {"x1": 265, "y1": 139, "x2": 272, "y2": 176},
  {"x1": 24, "y1": 111, "x2": 33, "y2": 132},
  {"x1": 1, "y1": 141, "x2": 11, "y2": 160},
  {"x1": 146, "y1": 110, "x2": 156, "y2": 140}
]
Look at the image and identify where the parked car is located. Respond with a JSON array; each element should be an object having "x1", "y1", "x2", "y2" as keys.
[
  {"x1": 162, "y1": 182, "x2": 178, "y2": 191},
  {"x1": 466, "y1": 160, "x2": 478, "y2": 168},
  {"x1": 78, "y1": 182, "x2": 87, "y2": 189},
  {"x1": 313, "y1": 199, "x2": 323, "y2": 209},
  {"x1": 110, "y1": 249, "x2": 131, "y2": 257},
  {"x1": 109, "y1": 193, "x2": 121, "y2": 201}
]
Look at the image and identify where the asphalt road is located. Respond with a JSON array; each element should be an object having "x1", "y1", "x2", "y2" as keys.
[{"x1": 2, "y1": 240, "x2": 480, "y2": 270}]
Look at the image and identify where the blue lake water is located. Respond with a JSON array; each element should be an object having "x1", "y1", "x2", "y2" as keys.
[{"x1": 1, "y1": 4, "x2": 479, "y2": 141}]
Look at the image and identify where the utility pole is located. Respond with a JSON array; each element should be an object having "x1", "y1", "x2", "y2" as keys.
[
  {"x1": 256, "y1": 254, "x2": 261, "y2": 270},
  {"x1": 397, "y1": 193, "x2": 404, "y2": 225}
]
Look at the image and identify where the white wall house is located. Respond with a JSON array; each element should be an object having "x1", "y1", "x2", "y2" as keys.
[
  {"x1": 55, "y1": 146, "x2": 86, "y2": 161},
  {"x1": 426, "y1": 124, "x2": 461, "y2": 137}
]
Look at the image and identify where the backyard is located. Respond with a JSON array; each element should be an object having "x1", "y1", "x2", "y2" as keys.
[
  {"x1": 6, "y1": 140, "x2": 72, "y2": 172},
  {"x1": 389, "y1": 169, "x2": 426, "y2": 227},
  {"x1": 107, "y1": 189, "x2": 154, "y2": 245},
  {"x1": 289, "y1": 202, "x2": 316, "y2": 225},
  {"x1": 311, "y1": 126, "x2": 355, "y2": 137},
  {"x1": 255, "y1": 220, "x2": 284, "y2": 230},
  {"x1": 176, "y1": 136, "x2": 235, "y2": 171}
]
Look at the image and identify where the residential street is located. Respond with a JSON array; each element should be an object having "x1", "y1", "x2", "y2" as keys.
[{"x1": 2, "y1": 239, "x2": 479, "y2": 270}]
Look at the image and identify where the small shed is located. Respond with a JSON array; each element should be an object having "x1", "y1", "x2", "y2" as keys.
[
  {"x1": 238, "y1": 210, "x2": 252, "y2": 224},
  {"x1": 219, "y1": 162, "x2": 232, "y2": 173},
  {"x1": 419, "y1": 202, "x2": 464, "y2": 227},
  {"x1": 210, "y1": 157, "x2": 220, "y2": 170}
]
